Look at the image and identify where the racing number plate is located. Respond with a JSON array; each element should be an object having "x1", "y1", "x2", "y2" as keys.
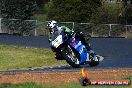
[{"x1": 52, "y1": 35, "x2": 63, "y2": 48}]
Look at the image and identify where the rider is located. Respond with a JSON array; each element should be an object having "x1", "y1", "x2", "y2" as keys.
[{"x1": 47, "y1": 20, "x2": 94, "y2": 60}]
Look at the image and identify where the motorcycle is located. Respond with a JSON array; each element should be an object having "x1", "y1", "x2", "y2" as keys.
[{"x1": 50, "y1": 31, "x2": 103, "y2": 68}]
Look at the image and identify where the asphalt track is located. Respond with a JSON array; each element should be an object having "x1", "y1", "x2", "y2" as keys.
[{"x1": 0, "y1": 34, "x2": 132, "y2": 72}]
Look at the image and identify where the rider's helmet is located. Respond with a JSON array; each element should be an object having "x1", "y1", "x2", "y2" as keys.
[{"x1": 47, "y1": 20, "x2": 58, "y2": 29}]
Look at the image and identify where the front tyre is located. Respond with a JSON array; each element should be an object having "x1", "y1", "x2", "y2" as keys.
[
  {"x1": 62, "y1": 46, "x2": 80, "y2": 68},
  {"x1": 89, "y1": 55, "x2": 100, "y2": 67}
]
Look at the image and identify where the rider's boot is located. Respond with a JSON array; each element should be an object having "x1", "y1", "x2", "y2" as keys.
[{"x1": 77, "y1": 32, "x2": 91, "y2": 51}]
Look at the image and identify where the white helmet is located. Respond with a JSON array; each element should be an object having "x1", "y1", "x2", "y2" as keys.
[{"x1": 47, "y1": 20, "x2": 58, "y2": 29}]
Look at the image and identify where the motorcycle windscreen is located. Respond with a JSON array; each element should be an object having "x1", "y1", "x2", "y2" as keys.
[{"x1": 70, "y1": 40, "x2": 88, "y2": 63}]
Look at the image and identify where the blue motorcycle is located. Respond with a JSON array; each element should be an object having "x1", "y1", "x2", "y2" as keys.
[{"x1": 50, "y1": 31, "x2": 103, "y2": 68}]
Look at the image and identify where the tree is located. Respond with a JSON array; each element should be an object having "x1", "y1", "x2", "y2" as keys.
[
  {"x1": 45, "y1": 0, "x2": 102, "y2": 22},
  {"x1": 121, "y1": 0, "x2": 132, "y2": 24},
  {"x1": 90, "y1": 4, "x2": 122, "y2": 24},
  {"x1": 0, "y1": 0, "x2": 38, "y2": 36},
  {"x1": 0, "y1": 0, "x2": 37, "y2": 20},
  {"x1": 35, "y1": 0, "x2": 50, "y2": 14},
  {"x1": 35, "y1": 0, "x2": 49, "y2": 7}
]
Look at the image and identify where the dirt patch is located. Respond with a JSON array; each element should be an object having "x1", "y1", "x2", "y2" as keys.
[{"x1": 0, "y1": 69, "x2": 132, "y2": 85}]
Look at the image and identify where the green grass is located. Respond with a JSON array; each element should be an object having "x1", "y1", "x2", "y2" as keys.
[
  {"x1": 119, "y1": 33, "x2": 132, "y2": 38},
  {"x1": 126, "y1": 33, "x2": 132, "y2": 38},
  {"x1": 0, "y1": 45, "x2": 66, "y2": 70},
  {"x1": 0, "y1": 76, "x2": 131, "y2": 88},
  {"x1": 0, "y1": 82, "x2": 43, "y2": 88}
]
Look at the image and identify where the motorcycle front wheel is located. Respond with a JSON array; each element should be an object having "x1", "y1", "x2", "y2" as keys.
[
  {"x1": 62, "y1": 45, "x2": 80, "y2": 68},
  {"x1": 89, "y1": 55, "x2": 100, "y2": 67}
]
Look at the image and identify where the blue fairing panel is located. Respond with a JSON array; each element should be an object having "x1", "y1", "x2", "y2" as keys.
[
  {"x1": 69, "y1": 39, "x2": 88, "y2": 63},
  {"x1": 78, "y1": 45, "x2": 88, "y2": 63}
]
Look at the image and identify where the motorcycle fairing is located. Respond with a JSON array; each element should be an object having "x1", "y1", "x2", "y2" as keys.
[
  {"x1": 69, "y1": 39, "x2": 89, "y2": 63},
  {"x1": 51, "y1": 31, "x2": 65, "y2": 48},
  {"x1": 51, "y1": 35, "x2": 63, "y2": 48}
]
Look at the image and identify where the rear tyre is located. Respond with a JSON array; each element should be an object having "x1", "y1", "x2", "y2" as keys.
[{"x1": 62, "y1": 46, "x2": 80, "y2": 68}]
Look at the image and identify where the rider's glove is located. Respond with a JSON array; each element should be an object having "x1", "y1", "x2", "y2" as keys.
[
  {"x1": 48, "y1": 39, "x2": 52, "y2": 43},
  {"x1": 71, "y1": 31, "x2": 75, "y2": 35}
]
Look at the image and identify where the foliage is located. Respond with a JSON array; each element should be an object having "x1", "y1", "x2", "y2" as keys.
[
  {"x1": 34, "y1": 14, "x2": 47, "y2": 21},
  {"x1": 35, "y1": 0, "x2": 50, "y2": 14},
  {"x1": 2, "y1": 19, "x2": 36, "y2": 36},
  {"x1": 45, "y1": 0, "x2": 102, "y2": 22},
  {"x1": 1, "y1": 0, "x2": 132, "y2": 37},
  {"x1": 119, "y1": 0, "x2": 132, "y2": 24},
  {"x1": 125, "y1": 6, "x2": 132, "y2": 24},
  {"x1": 0, "y1": 0, "x2": 37, "y2": 20},
  {"x1": 90, "y1": 4, "x2": 123, "y2": 24},
  {"x1": 0, "y1": 0, "x2": 38, "y2": 36}
]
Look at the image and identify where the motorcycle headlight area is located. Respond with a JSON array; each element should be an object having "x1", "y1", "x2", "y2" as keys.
[{"x1": 52, "y1": 35, "x2": 63, "y2": 48}]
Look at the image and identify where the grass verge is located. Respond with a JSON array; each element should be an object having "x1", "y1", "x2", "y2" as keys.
[
  {"x1": 0, "y1": 45, "x2": 66, "y2": 70},
  {"x1": 0, "y1": 75, "x2": 132, "y2": 88}
]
